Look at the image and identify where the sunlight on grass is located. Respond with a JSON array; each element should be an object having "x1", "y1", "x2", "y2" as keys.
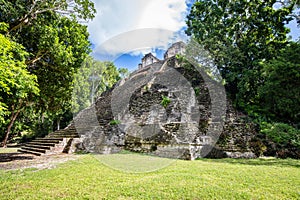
[
  {"x1": 94, "y1": 152, "x2": 175, "y2": 173},
  {"x1": 0, "y1": 148, "x2": 18, "y2": 153}
]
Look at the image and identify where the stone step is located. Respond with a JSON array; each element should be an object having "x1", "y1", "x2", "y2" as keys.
[
  {"x1": 46, "y1": 135, "x2": 78, "y2": 139},
  {"x1": 51, "y1": 129, "x2": 77, "y2": 133},
  {"x1": 17, "y1": 149, "x2": 42, "y2": 156},
  {"x1": 48, "y1": 131, "x2": 77, "y2": 134},
  {"x1": 47, "y1": 133, "x2": 77, "y2": 135},
  {"x1": 34, "y1": 138, "x2": 62, "y2": 143},
  {"x1": 27, "y1": 141, "x2": 57, "y2": 146},
  {"x1": 47, "y1": 135, "x2": 78, "y2": 138},
  {"x1": 50, "y1": 130, "x2": 77, "y2": 132},
  {"x1": 24, "y1": 144, "x2": 52, "y2": 150},
  {"x1": 67, "y1": 128, "x2": 77, "y2": 131},
  {"x1": 18, "y1": 126, "x2": 79, "y2": 156},
  {"x1": 48, "y1": 133, "x2": 78, "y2": 136},
  {"x1": 36, "y1": 137, "x2": 63, "y2": 140},
  {"x1": 21, "y1": 146, "x2": 47, "y2": 153}
]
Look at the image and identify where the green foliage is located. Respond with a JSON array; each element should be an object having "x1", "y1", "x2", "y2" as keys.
[
  {"x1": 0, "y1": 30, "x2": 39, "y2": 142},
  {"x1": 72, "y1": 56, "x2": 121, "y2": 114},
  {"x1": 0, "y1": 33, "x2": 39, "y2": 98},
  {"x1": 186, "y1": 0, "x2": 300, "y2": 131},
  {"x1": 175, "y1": 54, "x2": 184, "y2": 61},
  {"x1": 186, "y1": 0, "x2": 294, "y2": 112},
  {"x1": 118, "y1": 68, "x2": 130, "y2": 79},
  {"x1": 186, "y1": 1, "x2": 300, "y2": 158},
  {"x1": 22, "y1": 14, "x2": 91, "y2": 115},
  {"x1": 255, "y1": 121, "x2": 300, "y2": 158},
  {"x1": 194, "y1": 87, "x2": 200, "y2": 96},
  {"x1": 256, "y1": 42, "x2": 300, "y2": 123},
  {"x1": 175, "y1": 54, "x2": 193, "y2": 70},
  {"x1": 260, "y1": 122, "x2": 300, "y2": 149},
  {"x1": 10, "y1": 13, "x2": 93, "y2": 136},
  {"x1": 0, "y1": 0, "x2": 96, "y2": 140},
  {"x1": 0, "y1": 0, "x2": 96, "y2": 34},
  {"x1": 143, "y1": 85, "x2": 149, "y2": 92},
  {"x1": 109, "y1": 120, "x2": 121, "y2": 126},
  {"x1": 161, "y1": 95, "x2": 171, "y2": 108},
  {"x1": 0, "y1": 22, "x2": 8, "y2": 33}
]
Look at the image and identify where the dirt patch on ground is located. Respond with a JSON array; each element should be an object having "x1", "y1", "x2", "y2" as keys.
[{"x1": 0, "y1": 152, "x2": 80, "y2": 170}]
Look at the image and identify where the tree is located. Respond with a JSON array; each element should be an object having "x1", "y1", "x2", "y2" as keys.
[
  {"x1": 25, "y1": 14, "x2": 91, "y2": 117},
  {"x1": 0, "y1": 23, "x2": 39, "y2": 147},
  {"x1": 10, "y1": 13, "x2": 93, "y2": 133},
  {"x1": 280, "y1": 0, "x2": 300, "y2": 26},
  {"x1": 0, "y1": 0, "x2": 95, "y2": 34},
  {"x1": 186, "y1": 0, "x2": 295, "y2": 113},
  {"x1": 295, "y1": 2, "x2": 300, "y2": 25},
  {"x1": 0, "y1": 0, "x2": 96, "y2": 137},
  {"x1": 72, "y1": 56, "x2": 122, "y2": 114},
  {"x1": 118, "y1": 68, "x2": 130, "y2": 79},
  {"x1": 256, "y1": 41, "x2": 300, "y2": 124}
]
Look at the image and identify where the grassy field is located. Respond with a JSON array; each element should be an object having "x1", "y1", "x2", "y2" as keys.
[{"x1": 0, "y1": 153, "x2": 299, "y2": 199}]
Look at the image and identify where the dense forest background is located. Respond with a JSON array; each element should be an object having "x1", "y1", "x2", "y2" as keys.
[
  {"x1": 0, "y1": 0, "x2": 128, "y2": 147},
  {"x1": 186, "y1": 0, "x2": 300, "y2": 158},
  {"x1": 0, "y1": 0, "x2": 299, "y2": 158}
]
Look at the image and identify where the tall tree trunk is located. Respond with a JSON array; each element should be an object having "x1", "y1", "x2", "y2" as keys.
[
  {"x1": 57, "y1": 118, "x2": 60, "y2": 131},
  {"x1": 2, "y1": 102, "x2": 23, "y2": 148}
]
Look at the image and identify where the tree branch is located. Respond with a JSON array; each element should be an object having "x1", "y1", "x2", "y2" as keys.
[
  {"x1": 26, "y1": 51, "x2": 48, "y2": 66},
  {"x1": 9, "y1": 0, "x2": 68, "y2": 33}
]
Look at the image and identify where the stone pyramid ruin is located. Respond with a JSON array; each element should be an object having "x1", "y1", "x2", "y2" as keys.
[{"x1": 19, "y1": 42, "x2": 257, "y2": 160}]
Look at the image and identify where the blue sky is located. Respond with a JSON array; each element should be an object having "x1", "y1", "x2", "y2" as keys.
[
  {"x1": 114, "y1": 49, "x2": 166, "y2": 70},
  {"x1": 86, "y1": 0, "x2": 299, "y2": 72}
]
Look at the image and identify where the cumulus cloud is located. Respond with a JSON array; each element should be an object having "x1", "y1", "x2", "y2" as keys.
[{"x1": 88, "y1": 0, "x2": 189, "y2": 58}]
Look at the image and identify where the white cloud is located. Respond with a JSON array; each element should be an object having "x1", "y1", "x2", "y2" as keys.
[
  {"x1": 88, "y1": 0, "x2": 188, "y2": 58},
  {"x1": 129, "y1": 48, "x2": 157, "y2": 57},
  {"x1": 136, "y1": 0, "x2": 187, "y2": 30}
]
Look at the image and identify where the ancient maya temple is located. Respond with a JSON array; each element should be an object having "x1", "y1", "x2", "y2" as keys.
[{"x1": 19, "y1": 42, "x2": 257, "y2": 160}]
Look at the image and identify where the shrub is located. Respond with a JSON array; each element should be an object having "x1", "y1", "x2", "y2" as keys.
[{"x1": 260, "y1": 122, "x2": 300, "y2": 158}]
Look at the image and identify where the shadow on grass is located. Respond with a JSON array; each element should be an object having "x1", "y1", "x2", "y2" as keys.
[
  {"x1": 199, "y1": 157, "x2": 300, "y2": 168},
  {"x1": 0, "y1": 153, "x2": 34, "y2": 162}
]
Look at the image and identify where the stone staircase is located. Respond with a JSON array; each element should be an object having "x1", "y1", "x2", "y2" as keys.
[{"x1": 18, "y1": 125, "x2": 79, "y2": 156}]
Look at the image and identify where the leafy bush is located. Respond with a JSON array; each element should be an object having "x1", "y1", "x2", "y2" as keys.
[
  {"x1": 260, "y1": 122, "x2": 300, "y2": 158},
  {"x1": 260, "y1": 122, "x2": 300, "y2": 148}
]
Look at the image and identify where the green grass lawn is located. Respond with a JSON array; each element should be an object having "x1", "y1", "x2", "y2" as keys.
[{"x1": 0, "y1": 153, "x2": 299, "y2": 199}]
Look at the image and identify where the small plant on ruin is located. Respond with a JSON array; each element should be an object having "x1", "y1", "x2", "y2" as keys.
[
  {"x1": 194, "y1": 87, "x2": 200, "y2": 96},
  {"x1": 161, "y1": 95, "x2": 171, "y2": 108},
  {"x1": 109, "y1": 119, "x2": 121, "y2": 125}
]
